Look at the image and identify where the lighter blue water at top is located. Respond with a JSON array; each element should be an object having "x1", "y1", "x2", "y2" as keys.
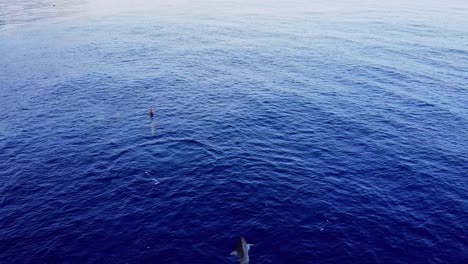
[{"x1": 0, "y1": 0, "x2": 467, "y2": 263}]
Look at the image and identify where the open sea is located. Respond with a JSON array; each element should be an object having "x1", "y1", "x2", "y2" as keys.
[{"x1": 0, "y1": 0, "x2": 467, "y2": 263}]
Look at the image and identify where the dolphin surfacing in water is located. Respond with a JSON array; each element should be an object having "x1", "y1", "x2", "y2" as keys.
[
  {"x1": 230, "y1": 237, "x2": 253, "y2": 264},
  {"x1": 148, "y1": 106, "x2": 154, "y2": 117}
]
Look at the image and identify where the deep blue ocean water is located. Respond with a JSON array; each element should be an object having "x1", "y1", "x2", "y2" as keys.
[{"x1": 1, "y1": 0, "x2": 467, "y2": 263}]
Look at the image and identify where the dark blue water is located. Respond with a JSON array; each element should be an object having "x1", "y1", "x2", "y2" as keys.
[{"x1": 1, "y1": 0, "x2": 467, "y2": 263}]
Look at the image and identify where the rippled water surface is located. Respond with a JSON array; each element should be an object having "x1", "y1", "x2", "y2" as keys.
[{"x1": 1, "y1": 0, "x2": 467, "y2": 263}]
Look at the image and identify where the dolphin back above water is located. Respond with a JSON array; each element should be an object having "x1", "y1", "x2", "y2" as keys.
[{"x1": 230, "y1": 237, "x2": 253, "y2": 264}]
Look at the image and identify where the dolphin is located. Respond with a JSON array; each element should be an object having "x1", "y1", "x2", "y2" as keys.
[
  {"x1": 230, "y1": 237, "x2": 253, "y2": 264},
  {"x1": 148, "y1": 106, "x2": 154, "y2": 117}
]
